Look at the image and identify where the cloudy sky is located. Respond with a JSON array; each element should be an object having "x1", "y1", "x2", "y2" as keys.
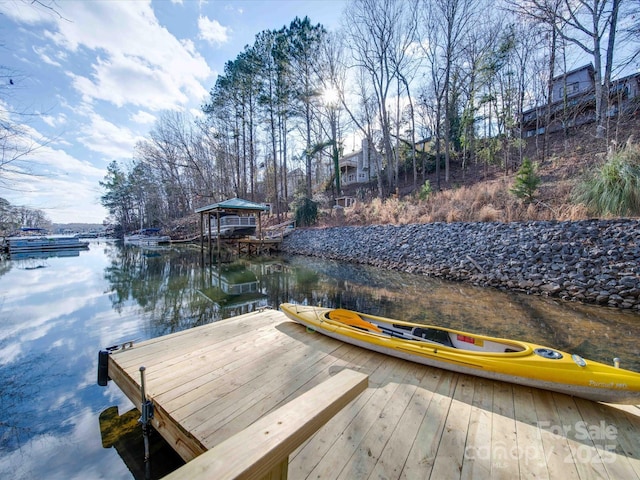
[{"x1": 0, "y1": 0, "x2": 345, "y2": 224}]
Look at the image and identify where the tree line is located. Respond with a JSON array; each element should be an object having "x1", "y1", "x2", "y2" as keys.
[
  {"x1": 0, "y1": 198, "x2": 51, "y2": 234},
  {"x1": 100, "y1": 0, "x2": 639, "y2": 233}
]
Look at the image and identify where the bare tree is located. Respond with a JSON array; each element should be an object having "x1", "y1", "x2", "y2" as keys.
[
  {"x1": 418, "y1": 3, "x2": 447, "y2": 189},
  {"x1": 554, "y1": 0, "x2": 622, "y2": 139},
  {"x1": 322, "y1": 31, "x2": 385, "y2": 198},
  {"x1": 344, "y1": 0, "x2": 418, "y2": 195},
  {"x1": 422, "y1": 0, "x2": 478, "y2": 184},
  {"x1": 505, "y1": 0, "x2": 564, "y2": 161}
]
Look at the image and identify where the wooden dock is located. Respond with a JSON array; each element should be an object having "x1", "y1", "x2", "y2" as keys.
[
  {"x1": 106, "y1": 309, "x2": 640, "y2": 479},
  {"x1": 237, "y1": 237, "x2": 282, "y2": 256}
]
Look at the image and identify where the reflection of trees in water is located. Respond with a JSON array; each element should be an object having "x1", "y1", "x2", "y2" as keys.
[
  {"x1": 0, "y1": 261, "x2": 11, "y2": 278},
  {"x1": 277, "y1": 256, "x2": 640, "y2": 371},
  {"x1": 99, "y1": 246, "x2": 640, "y2": 372},
  {"x1": 103, "y1": 245, "x2": 220, "y2": 336}
]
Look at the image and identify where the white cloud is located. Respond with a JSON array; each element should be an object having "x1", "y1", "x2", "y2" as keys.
[
  {"x1": 198, "y1": 15, "x2": 231, "y2": 45},
  {"x1": 131, "y1": 110, "x2": 157, "y2": 125},
  {"x1": 0, "y1": 342, "x2": 22, "y2": 366},
  {"x1": 32, "y1": 45, "x2": 62, "y2": 67},
  {"x1": 0, "y1": 111, "x2": 110, "y2": 222},
  {"x1": 3, "y1": 169, "x2": 109, "y2": 223},
  {"x1": 189, "y1": 107, "x2": 205, "y2": 120},
  {"x1": 0, "y1": 0, "x2": 217, "y2": 223},
  {"x1": 40, "y1": 112, "x2": 67, "y2": 127},
  {"x1": 0, "y1": 1, "x2": 56, "y2": 24},
  {"x1": 77, "y1": 112, "x2": 144, "y2": 159},
  {"x1": 38, "y1": 1, "x2": 211, "y2": 110}
]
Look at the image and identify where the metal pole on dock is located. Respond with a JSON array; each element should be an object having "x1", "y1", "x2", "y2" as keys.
[{"x1": 139, "y1": 366, "x2": 154, "y2": 480}]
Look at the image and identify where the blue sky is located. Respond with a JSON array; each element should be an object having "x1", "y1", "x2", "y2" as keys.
[{"x1": 0, "y1": 0, "x2": 345, "y2": 224}]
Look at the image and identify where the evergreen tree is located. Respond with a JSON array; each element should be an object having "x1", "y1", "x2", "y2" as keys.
[
  {"x1": 510, "y1": 158, "x2": 540, "y2": 202},
  {"x1": 100, "y1": 161, "x2": 134, "y2": 231}
]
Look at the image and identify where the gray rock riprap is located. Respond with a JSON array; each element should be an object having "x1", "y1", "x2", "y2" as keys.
[{"x1": 281, "y1": 219, "x2": 640, "y2": 310}]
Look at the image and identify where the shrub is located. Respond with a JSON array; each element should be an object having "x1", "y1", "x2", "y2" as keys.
[
  {"x1": 477, "y1": 205, "x2": 501, "y2": 222},
  {"x1": 294, "y1": 197, "x2": 318, "y2": 226},
  {"x1": 510, "y1": 158, "x2": 540, "y2": 202},
  {"x1": 573, "y1": 142, "x2": 640, "y2": 217},
  {"x1": 418, "y1": 180, "x2": 432, "y2": 200}
]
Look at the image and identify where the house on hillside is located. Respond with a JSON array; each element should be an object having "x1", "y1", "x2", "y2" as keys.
[
  {"x1": 339, "y1": 138, "x2": 381, "y2": 186},
  {"x1": 521, "y1": 64, "x2": 640, "y2": 138},
  {"x1": 287, "y1": 167, "x2": 305, "y2": 195}
]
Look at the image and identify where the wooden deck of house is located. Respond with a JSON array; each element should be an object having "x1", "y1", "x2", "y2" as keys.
[{"x1": 106, "y1": 308, "x2": 640, "y2": 479}]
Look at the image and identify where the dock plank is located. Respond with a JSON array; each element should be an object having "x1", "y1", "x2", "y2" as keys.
[
  {"x1": 368, "y1": 368, "x2": 448, "y2": 479},
  {"x1": 166, "y1": 327, "x2": 335, "y2": 420},
  {"x1": 430, "y1": 375, "x2": 476, "y2": 479},
  {"x1": 287, "y1": 357, "x2": 384, "y2": 478},
  {"x1": 104, "y1": 309, "x2": 640, "y2": 479},
  {"x1": 182, "y1": 331, "x2": 341, "y2": 438},
  {"x1": 400, "y1": 372, "x2": 458, "y2": 479},
  {"x1": 336, "y1": 363, "x2": 427, "y2": 479},
  {"x1": 460, "y1": 377, "x2": 494, "y2": 480},
  {"x1": 512, "y1": 385, "x2": 550, "y2": 479},
  {"x1": 490, "y1": 381, "x2": 518, "y2": 479},
  {"x1": 304, "y1": 357, "x2": 412, "y2": 479},
  {"x1": 533, "y1": 390, "x2": 581, "y2": 480},
  {"x1": 573, "y1": 397, "x2": 640, "y2": 479}
]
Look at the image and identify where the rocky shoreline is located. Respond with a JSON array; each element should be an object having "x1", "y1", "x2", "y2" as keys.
[{"x1": 281, "y1": 219, "x2": 640, "y2": 311}]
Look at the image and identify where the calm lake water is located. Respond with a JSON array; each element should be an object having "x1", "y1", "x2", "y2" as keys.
[{"x1": 1, "y1": 240, "x2": 639, "y2": 479}]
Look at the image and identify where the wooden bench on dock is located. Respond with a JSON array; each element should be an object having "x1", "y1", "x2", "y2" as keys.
[{"x1": 162, "y1": 369, "x2": 368, "y2": 479}]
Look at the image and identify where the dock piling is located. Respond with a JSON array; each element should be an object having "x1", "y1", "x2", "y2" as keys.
[{"x1": 138, "y1": 366, "x2": 154, "y2": 475}]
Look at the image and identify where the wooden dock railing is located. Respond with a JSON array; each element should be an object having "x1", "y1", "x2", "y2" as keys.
[{"x1": 161, "y1": 369, "x2": 369, "y2": 480}]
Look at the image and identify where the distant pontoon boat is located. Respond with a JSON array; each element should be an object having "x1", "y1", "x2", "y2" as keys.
[
  {"x1": 4, "y1": 228, "x2": 89, "y2": 253},
  {"x1": 123, "y1": 228, "x2": 171, "y2": 245}
]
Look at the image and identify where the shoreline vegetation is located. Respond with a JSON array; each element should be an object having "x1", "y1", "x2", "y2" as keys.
[{"x1": 279, "y1": 141, "x2": 640, "y2": 311}]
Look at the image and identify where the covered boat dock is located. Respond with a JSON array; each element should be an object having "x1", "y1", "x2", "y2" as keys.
[
  {"x1": 194, "y1": 197, "x2": 271, "y2": 257},
  {"x1": 102, "y1": 309, "x2": 640, "y2": 479}
]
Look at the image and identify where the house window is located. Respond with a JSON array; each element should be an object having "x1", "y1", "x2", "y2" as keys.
[{"x1": 555, "y1": 82, "x2": 580, "y2": 101}]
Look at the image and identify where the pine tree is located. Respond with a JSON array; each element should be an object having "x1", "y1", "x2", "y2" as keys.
[{"x1": 510, "y1": 158, "x2": 540, "y2": 202}]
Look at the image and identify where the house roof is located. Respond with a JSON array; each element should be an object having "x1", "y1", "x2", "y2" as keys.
[
  {"x1": 552, "y1": 63, "x2": 594, "y2": 82},
  {"x1": 195, "y1": 197, "x2": 269, "y2": 214}
]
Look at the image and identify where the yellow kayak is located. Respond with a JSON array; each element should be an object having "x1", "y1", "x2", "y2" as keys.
[{"x1": 280, "y1": 303, "x2": 640, "y2": 404}]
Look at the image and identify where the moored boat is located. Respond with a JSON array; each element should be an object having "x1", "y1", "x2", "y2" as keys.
[
  {"x1": 279, "y1": 303, "x2": 640, "y2": 404},
  {"x1": 5, "y1": 228, "x2": 89, "y2": 253},
  {"x1": 123, "y1": 228, "x2": 170, "y2": 245}
]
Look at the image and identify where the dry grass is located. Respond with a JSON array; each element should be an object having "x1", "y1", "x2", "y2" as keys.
[
  {"x1": 313, "y1": 127, "x2": 640, "y2": 228},
  {"x1": 326, "y1": 176, "x2": 592, "y2": 227}
]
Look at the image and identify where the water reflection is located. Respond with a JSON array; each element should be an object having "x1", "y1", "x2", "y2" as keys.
[
  {"x1": 0, "y1": 242, "x2": 639, "y2": 479},
  {"x1": 99, "y1": 406, "x2": 183, "y2": 479},
  {"x1": 284, "y1": 256, "x2": 640, "y2": 372}
]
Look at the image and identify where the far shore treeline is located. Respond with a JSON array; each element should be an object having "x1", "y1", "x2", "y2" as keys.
[{"x1": 97, "y1": 1, "x2": 639, "y2": 235}]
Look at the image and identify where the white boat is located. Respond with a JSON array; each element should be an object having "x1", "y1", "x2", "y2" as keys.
[
  {"x1": 210, "y1": 215, "x2": 257, "y2": 237},
  {"x1": 123, "y1": 228, "x2": 171, "y2": 245},
  {"x1": 5, "y1": 228, "x2": 89, "y2": 253}
]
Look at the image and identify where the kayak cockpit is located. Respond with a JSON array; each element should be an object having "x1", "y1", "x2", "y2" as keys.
[
  {"x1": 326, "y1": 309, "x2": 526, "y2": 354},
  {"x1": 384, "y1": 322, "x2": 526, "y2": 353}
]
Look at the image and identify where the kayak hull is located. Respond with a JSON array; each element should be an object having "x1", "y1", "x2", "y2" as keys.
[{"x1": 280, "y1": 303, "x2": 640, "y2": 404}]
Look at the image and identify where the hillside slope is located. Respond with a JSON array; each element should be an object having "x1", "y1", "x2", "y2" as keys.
[{"x1": 323, "y1": 120, "x2": 640, "y2": 227}]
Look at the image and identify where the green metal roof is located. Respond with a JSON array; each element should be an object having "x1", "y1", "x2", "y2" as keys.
[{"x1": 195, "y1": 197, "x2": 269, "y2": 214}]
